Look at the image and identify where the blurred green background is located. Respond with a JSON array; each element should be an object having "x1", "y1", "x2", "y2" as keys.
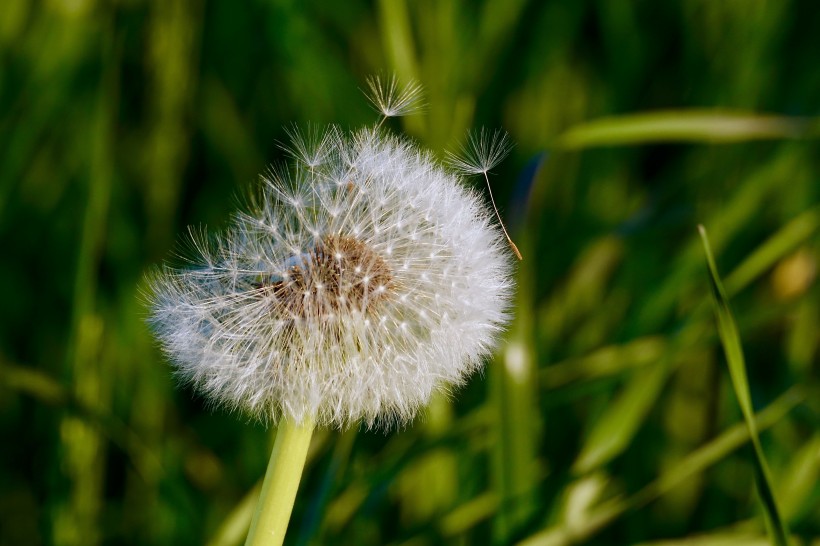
[{"x1": 1, "y1": 1, "x2": 819, "y2": 545}]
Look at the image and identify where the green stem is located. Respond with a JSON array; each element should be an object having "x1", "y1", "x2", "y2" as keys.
[{"x1": 245, "y1": 418, "x2": 315, "y2": 546}]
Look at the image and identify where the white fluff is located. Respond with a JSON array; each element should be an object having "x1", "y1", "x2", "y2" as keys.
[{"x1": 147, "y1": 125, "x2": 514, "y2": 428}]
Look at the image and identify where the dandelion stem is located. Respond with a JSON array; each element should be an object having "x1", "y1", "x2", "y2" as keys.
[{"x1": 245, "y1": 418, "x2": 314, "y2": 546}]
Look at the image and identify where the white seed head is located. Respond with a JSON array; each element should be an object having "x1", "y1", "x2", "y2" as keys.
[{"x1": 147, "y1": 126, "x2": 514, "y2": 429}]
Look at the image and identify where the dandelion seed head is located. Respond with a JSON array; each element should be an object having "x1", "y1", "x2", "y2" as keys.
[{"x1": 147, "y1": 127, "x2": 513, "y2": 429}]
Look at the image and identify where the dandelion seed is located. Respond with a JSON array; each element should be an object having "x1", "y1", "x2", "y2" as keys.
[
  {"x1": 447, "y1": 127, "x2": 514, "y2": 176},
  {"x1": 364, "y1": 73, "x2": 425, "y2": 124},
  {"x1": 280, "y1": 123, "x2": 341, "y2": 170},
  {"x1": 447, "y1": 128, "x2": 522, "y2": 260}
]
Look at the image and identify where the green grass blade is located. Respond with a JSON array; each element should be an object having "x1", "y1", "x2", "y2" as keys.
[
  {"x1": 698, "y1": 225, "x2": 791, "y2": 546},
  {"x1": 723, "y1": 204, "x2": 820, "y2": 295},
  {"x1": 541, "y1": 336, "x2": 667, "y2": 389},
  {"x1": 554, "y1": 110, "x2": 818, "y2": 149},
  {"x1": 377, "y1": 0, "x2": 420, "y2": 83},
  {"x1": 206, "y1": 484, "x2": 261, "y2": 546},
  {"x1": 572, "y1": 360, "x2": 668, "y2": 474},
  {"x1": 486, "y1": 229, "x2": 542, "y2": 542},
  {"x1": 517, "y1": 387, "x2": 803, "y2": 546},
  {"x1": 633, "y1": 530, "x2": 776, "y2": 545},
  {"x1": 778, "y1": 433, "x2": 820, "y2": 522}
]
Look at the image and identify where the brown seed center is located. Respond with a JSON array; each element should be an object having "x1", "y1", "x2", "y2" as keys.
[{"x1": 266, "y1": 235, "x2": 392, "y2": 318}]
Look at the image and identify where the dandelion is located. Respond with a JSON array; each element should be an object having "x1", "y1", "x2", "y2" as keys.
[{"x1": 145, "y1": 77, "x2": 514, "y2": 545}]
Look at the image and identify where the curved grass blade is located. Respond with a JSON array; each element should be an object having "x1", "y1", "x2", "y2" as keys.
[
  {"x1": 698, "y1": 225, "x2": 791, "y2": 546},
  {"x1": 555, "y1": 110, "x2": 818, "y2": 149},
  {"x1": 517, "y1": 387, "x2": 803, "y2": 546},
  {"x1": 206, "y1": 484, "x2": 260, "y2": 546},
  {"x1": 571, "y1": 360, "x2": 668, "y2": 475}
]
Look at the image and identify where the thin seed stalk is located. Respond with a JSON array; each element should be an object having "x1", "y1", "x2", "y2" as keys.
[{"x1": 245, "y1": 418, "x2": 314, "y2": 546}]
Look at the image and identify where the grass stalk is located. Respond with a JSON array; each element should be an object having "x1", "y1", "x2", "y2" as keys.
[{"x1": 698, "y1": 225, "x2": 791, "y2": 546}]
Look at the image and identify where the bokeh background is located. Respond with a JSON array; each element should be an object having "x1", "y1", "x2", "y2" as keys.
[{"x1": 1, "y1": 1, "x2": 819, "y2": 545}]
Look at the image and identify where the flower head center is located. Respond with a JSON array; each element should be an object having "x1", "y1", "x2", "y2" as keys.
[{"x1": 269, "y1": 234, "x2": 392, "y2": 318}]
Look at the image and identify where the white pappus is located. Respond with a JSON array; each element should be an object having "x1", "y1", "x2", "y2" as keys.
[{"x1": 146, "y1": 77, "x2": 515, "y2": 428}]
